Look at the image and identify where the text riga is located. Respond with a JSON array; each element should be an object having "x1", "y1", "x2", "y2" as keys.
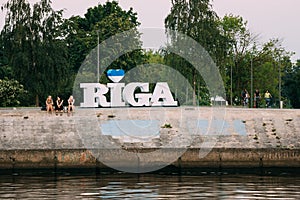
[{"x1": 80, "y1": 82, "x2": 178, "y2": 107}]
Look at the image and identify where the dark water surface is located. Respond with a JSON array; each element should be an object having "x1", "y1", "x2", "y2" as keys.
[{"x1": 0, "y1": 171, "x2": 300, "y2": 199}]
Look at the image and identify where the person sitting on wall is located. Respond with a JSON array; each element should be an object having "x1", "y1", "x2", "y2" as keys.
[
  {"x1": 68, "y1": 95, "x2": 75, "y2": 114},
  {"x1": 46, "y1": 95, "x2": 54, "y2": 114},
  {"x1": 55, "y1": 96, "x2": 64, "y2": 116}
]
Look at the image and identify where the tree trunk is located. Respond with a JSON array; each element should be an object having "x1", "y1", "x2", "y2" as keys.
[{"x1": 35, "y1": 94, "x2": 39, "y2": 107}]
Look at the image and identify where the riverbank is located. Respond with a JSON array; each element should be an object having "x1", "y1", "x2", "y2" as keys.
[{"x1": 0, "y1": 107, "x2": 299, "y2": 173}]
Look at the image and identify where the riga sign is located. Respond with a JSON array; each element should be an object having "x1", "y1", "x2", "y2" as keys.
[{"x1": 80, "y1": 69, "x2": 178, "y2": 107}]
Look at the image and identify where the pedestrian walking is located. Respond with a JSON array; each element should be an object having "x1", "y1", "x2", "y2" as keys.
[
  {"x1": 264, "y1": 90, "x2": 272, "y2": 108},
  {"x1": 254, "y1": 89, "x2": 261, "y2": 108},
  {"x1": 241, "y1": 89, "x2": 250, "y2": 107}
]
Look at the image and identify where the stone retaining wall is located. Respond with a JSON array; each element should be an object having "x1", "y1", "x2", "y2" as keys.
[{"x1": 0, "y1": 107, "x2": 299, "y2": 171}]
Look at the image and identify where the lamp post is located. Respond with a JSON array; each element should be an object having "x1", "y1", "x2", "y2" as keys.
[
  {"x1": 230, "y1": 62, "x2": 233, "y2": 106},
  {"x1": 231, "y1": 54, "x2": 234, "y2": 106},
  {"x1": 250, "y1": 52, "x2": 253, "y2": 108},
  {"x1": 97, "y1": 30, "x2": 100, "y2": 83},
  {"x1": 274, "y1": 54, "x2": 282, "y2": 109},
  {"x1": 278, "y1": 60, "x2": 282, "y2": 108}
]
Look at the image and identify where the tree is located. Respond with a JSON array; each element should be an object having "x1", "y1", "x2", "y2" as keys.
[
  {"x1": 252, "y1": 39, "x2": 294, "y2": 107},
  {"x1": 65, "y1": 1, "x2": 144, "y2": 75},
  {"x1": 219, "y1": 14, "x2": 257, "y2": 104},
  {"x1": 219, "y1": 15, "x2": 294, "y2": 107},
  {"x1": 164, "y1": 0, "x2": 228, "y2": 105},
  {"x1": 164, "y1": 0, "x2": 295, "y2": 107},
  {"x1": 0, "y1": 34, "x2": 12, "y2": 79},
  {"x1": 1, "y1": 0, "x2": 70, "y2": 106},
  {"x1": 66, "y1": 1, "x2": 147, "y2": 105},
  {"x1": 282, "y1": 60, "x2": 300, "y2": 108},
  {"x1": 165, "y1": 0, "x2": 228, "y2": 66},
  {"x1": 145, "y1": 50, "x2": 164, "y2": 64}
]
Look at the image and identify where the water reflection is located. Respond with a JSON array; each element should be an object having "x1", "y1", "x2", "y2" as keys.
[{"x1": 0, "y1": 173, "x2": 299, "y2": 199}]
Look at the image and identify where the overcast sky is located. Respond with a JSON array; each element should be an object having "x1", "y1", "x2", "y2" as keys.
[{"x1": 1, "y1": 0, "x2": 299, "y2": 61}]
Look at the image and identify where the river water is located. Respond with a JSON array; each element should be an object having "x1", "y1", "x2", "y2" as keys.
[{"x1": 0, "y1": 170, "x2": 299, "y2": 199}]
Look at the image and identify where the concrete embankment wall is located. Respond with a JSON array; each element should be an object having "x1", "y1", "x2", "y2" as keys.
[{"x1": 0, "y1": 107, "x2": 299, "y2": 172}]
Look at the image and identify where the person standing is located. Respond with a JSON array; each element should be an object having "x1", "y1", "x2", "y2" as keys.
[
  {"x1": 254, "y1": 89, "x2": 261, "y2": 108},
  {"x1": 241, "y1": 89, "x2": 250, "y2": 107},
  {"x1": 264, "y1": 90, "x2": 272, "y2": 108}
]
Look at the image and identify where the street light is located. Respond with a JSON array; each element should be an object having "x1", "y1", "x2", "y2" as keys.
[
  {"x1": 97, "y1": 30, "x2": 100, "y2": 83},
  {"x1": 278, "y1": 60, "x2": 282, "y2": 108},
  {"x1": 274, "y1": 54, "x2": 282, "y2": 109},
  {"x1": 231, "y1": 54, "x2": 235, "y2": 106},
  {"x1": 250, "y1": 44, "x2": 255, "y2": 108},
  {"x1": 250, "y1": 52, "x2": 253, "y2": 108},
  {"x1": 231, "y1": 59, "x2": 233, "y2": 106}
]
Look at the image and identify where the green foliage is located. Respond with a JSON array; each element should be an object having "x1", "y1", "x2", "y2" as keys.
[
  {"x1": 67, "y1": 1, "x2": 146, "y2": 105},
  {"x1": 0, "y1": 0, "x2": 297, "y2": 108},
  {"x1": 165, "y1": 0, "x2": 228, "y2": 66},
  {"x1": 283, "y1": 61, "x2": 300, "y2": 108},
  {"x1": 219, "y1": 14, "x2": 256, "y2": 105},
  {"x1": 164, "y1": 1, "x2": 295, "y2": 107},
  {"x1": 145, "y1": 50, "x2": 164, "y2": 64},
  {"x1": 1, "y1": 0, "x2": 70, "y2": 106},
  {"x1": 164, "y1": 0, "x2": 228, "y2": 105},
  {"x1": 227, "y1": 38, "x2": 294, "y2": 106},
  {"x1": 0, "y1": 78, "x2": 27, "y2": 107},
  {"x1": 0, "y1": 29, "x2": 12, "y2": 79},
  {"x1": 65, "y1": 1, "x2": 144, "y2": 74},
  {"x1": 220, "y1": 14, "x2": 251, "y2": 56},
  {"x1": 251, "y1": 39, "x2": 294, "y2": 106},
  {"x1": 0, "y1": 0, "x2": 146, "y2": 107}
]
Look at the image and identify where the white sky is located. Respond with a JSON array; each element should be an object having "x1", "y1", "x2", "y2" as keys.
[{"x1": 0, "y1": 0, "x2": 299, "y2": 61}]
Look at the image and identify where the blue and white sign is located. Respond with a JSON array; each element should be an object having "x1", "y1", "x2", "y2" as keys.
[{"x1": 107, "y1": 69, "x2": 125, "y2": 83}]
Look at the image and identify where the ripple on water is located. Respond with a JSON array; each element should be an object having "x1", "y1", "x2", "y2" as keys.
[{"x1": 0, "y1": 174, "x2": 300, "y2": 199}]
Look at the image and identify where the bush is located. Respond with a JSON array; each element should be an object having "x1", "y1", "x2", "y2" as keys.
[{"x1": 0, "y1": 78, "x2": 27, "y2": 107}]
